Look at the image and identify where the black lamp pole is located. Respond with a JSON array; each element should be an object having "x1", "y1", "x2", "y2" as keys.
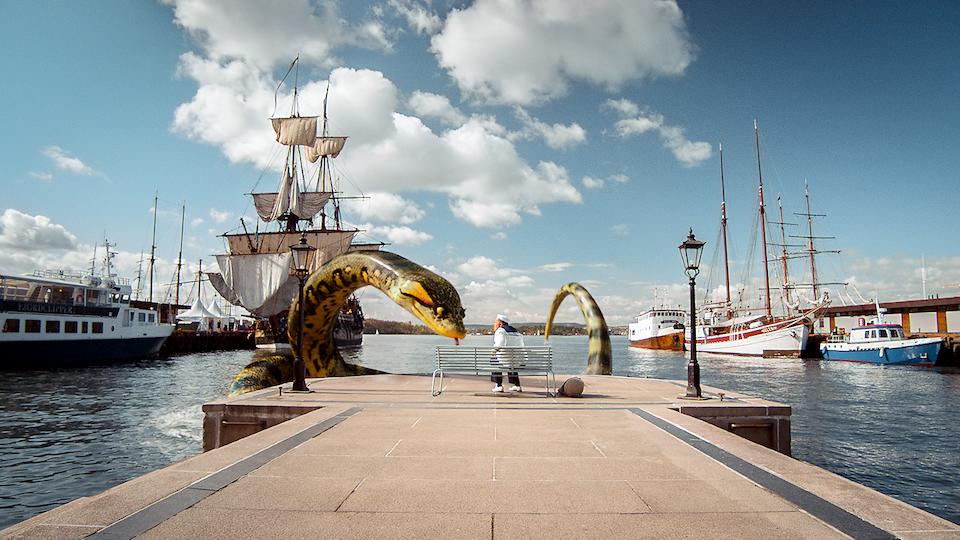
[
  {"x1": 679, "y1": 229, "x2": 705, "y2": 399},
  {"x1": 292, "y1": 269, "x2": 309, "y2": 392},
  {"x1": 686, "y1": 273, "x2": 701, "y2": 398},
  {"x1": 289, "y1": 233, "x2": 315, "y2": 393}
]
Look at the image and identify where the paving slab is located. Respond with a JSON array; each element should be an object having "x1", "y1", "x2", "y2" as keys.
[{"x1": 3, "y1": 373, "x2": 957, "y2": 540}]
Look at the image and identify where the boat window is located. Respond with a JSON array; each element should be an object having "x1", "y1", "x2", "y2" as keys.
[
  {"x1": 138, "y1": 313, "x2": 146, "y2": 322},
  {"x1": 2, "y1": 319, "x2": 19, "y2": 333},
  {"x1": 65, "y1": 320, "x2": 78, "y2": 333},
  {"x1": 46, "y1": 320, "x2": 60, "y2": 333},
  {"x1": 82, "y1": 321, "x2": 89, "y2": 333},
  {"x1": 92, "y1": 322, "x2": 104, "y2": 334},
  {"x1": 879, "y1": 329, "x2": 888, "y2": 338},
  {"x1": 25, "y1": 320, "x2": 41, "y2": 333},
  {"x1": 148, "y1": 313, "x2": 155, "y2": 323},
  {"x1": 129, "y1": 311, "x2": 135, "y2": 321}
]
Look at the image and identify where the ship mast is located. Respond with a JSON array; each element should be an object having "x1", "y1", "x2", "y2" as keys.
[
  {"x1": 148, "y1": 191, "x2": 158, "y2": 303},
  {"x1": 134, "y1": 251, "x2": 144, "y2": 300},
  {"x1": 175, "y1": 202, "x2": 185, "y2": 312},
  {"x1": 719, "y1": 143, "x2": 731, "y2": 312},
  {"x1": 775, "y1": 197, "x2": 793, "y2": 313},
  {"x1": 754, "y1": 120, "x2": 772, "y2": 318},
  {"x1": 803, "y1": 182, "x2": 819, "y2": 299}
]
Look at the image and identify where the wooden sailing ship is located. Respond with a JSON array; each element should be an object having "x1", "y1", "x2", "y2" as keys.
[{"x1": 208, "y1": 58, "x2": 378, "y2": 350}]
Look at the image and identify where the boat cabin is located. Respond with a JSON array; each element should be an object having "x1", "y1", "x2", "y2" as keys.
[{"x1": 845, "y1": 324, "x2": 906, "y2": 344}]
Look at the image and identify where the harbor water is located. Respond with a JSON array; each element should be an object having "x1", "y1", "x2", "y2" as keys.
[{"x1": 1, "y1": 334, "x2": 958, "y2": 528}]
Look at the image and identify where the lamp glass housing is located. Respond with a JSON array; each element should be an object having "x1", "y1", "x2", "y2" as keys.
[
  {"x1": 289, "y1": 234, "x2": 316, "y2": 274},
  {"x1": 678, "y1": 229, "x2": 706, "y2": 278}
]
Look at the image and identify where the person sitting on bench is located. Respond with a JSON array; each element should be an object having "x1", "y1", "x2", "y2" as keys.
[{"x1": 491, "y1": 313, "x2": 524, "y2": 393}]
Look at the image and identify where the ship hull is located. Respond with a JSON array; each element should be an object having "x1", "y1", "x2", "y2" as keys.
[
  {"x1": 0, "y1": 334, "x2": 171, "y2": 366},
  {"x1": 629, "y1": 331, "x2": 683, "y2": 350},
  {"x1": 821, "y1": 339, "x2": 941, "y2": 366},
  {"x1": 687, "y1": 320, "x2": 810, "y2": 357}
]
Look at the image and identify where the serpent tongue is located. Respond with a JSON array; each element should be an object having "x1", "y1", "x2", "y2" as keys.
[{"x1": 454, "y1": 338, "x2": 460, "y2": 345}]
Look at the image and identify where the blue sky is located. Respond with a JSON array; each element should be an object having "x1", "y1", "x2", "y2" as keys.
[{"x1": 2, "y1": 1, "x2": 959, "y2": 324}]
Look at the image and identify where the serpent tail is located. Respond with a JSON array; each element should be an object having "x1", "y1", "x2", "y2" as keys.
[{"x1": 544, "y1": 282, "x2": 612, "y2": 375}]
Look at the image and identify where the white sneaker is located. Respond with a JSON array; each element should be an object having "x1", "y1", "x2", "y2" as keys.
[
  {"x1": 509, "y1": 385, "x2": 522, "y2": 392},
  {"x1": 492, "y1": 385, "x2": 504, "y2": 393}
]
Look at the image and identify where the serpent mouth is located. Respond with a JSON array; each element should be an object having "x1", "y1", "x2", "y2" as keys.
[{"x1": 411, "y1": 303, "x2": 466, "y2": 340}]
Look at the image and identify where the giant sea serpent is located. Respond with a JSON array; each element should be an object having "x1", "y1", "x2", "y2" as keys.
[{"x1": 230, "y1": 251, "x2": 467, "y2": 395}]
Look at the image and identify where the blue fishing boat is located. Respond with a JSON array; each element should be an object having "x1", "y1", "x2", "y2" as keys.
[{"x1": 820, "y1": 303, "x2": 942, "y2": 366}]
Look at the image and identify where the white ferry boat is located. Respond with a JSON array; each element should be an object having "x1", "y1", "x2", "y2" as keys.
[
  {"x1": 628, "y1": 309, "x2": 685, "y2": 350},
  {"x1": 0, "y1": 255, "x2": 173, "y2": 365}
]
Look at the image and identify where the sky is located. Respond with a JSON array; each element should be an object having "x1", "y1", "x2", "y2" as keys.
[{"x1": 2, "y1": 0, "x2": 959, "y2": 325}]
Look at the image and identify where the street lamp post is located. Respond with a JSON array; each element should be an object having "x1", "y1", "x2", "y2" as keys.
[
  {"x1": 679, "y1": 229, "x2": 706, "y2": 399},
  {"x1": 289, "y1": 232, "x2": 316, "y2": 392}
]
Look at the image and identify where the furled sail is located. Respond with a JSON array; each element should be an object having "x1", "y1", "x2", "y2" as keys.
[
  {"x1": 252, "y1": 191, "x2": 332, "y2": 222},
  {"x1": 305, "y1": 136, "x2": 348, "y2": 162},
  {"x1": 270, "y1": 116, "x2": 318, "y2": 146},
  {"x1": 222, "y1": 229, "x2": 357, "y2": 257}
]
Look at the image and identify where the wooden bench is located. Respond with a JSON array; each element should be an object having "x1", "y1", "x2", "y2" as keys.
[{"x1": 432, "y1": 346, "x2": 555, "y2": 396}]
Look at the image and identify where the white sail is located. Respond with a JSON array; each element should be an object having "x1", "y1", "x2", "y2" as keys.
[
  {"x1": 223, "y1": 229, "x2": 357, "y2": 258},
  {"x1": 207, "y1": 272, "x2": 242, "y2": 305},
  {"x1": 252, "y1": 191, "x2": 332, "y2": 222},
  {"x1": 213, "y1": 252, "x2": 294, "y2": 316},
  {"x1": 270, "y1": 116, "x2": 318, "y2": 146},
  {"x1": 305, "y1": 136, "x2": 348, "y2": 162}
]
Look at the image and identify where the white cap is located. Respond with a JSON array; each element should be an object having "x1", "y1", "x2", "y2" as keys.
[{"x1": 496, "y1": 313, "x2": 510, "y2": 324}]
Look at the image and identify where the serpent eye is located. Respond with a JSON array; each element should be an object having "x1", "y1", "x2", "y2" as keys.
[{"x1": 435, "y1": 306, "x2": 445, "y2": 318}]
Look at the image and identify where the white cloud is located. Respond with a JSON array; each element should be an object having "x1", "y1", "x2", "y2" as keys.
[
  {"x1": 610, "y1": 223, "x2": 629, "y2": 236},
  {"x1": 352, "y1": 192, "x2": 426, "y2": 225},
  {"x1": 407, "y1": 91, "x2": 466, "y2": 126},
  {"x1": 491, "y1": 231, "x2": 507, "y2": 241},
  {"x1": 457, "y1": 255, "x2": 511, "y2": 280},
  {"x1": 582, "y1": 173, "x2": 629, "y2": 189},
  {"x1": 388, "y1": 0, "x2": 442, "y2": 35},
  {"x1": 449, "y1": 199, "x2": 521, "y2": 229},
  {"x1": 0, "y1": 209, "x2": 78, "y2": 252},
  {"x1": 191, "y1": 217, "x2": 204, "y2": 227},
  {"x1": 582, "y1": 176, "x2": 604, "y2": 189},
  {"x1": 431, "y1": 0, "x2": 695, "y2": 105},
  {"x1": 208, "y1": 208, "x2": 232, "y2": 223},
  {"x1": 164, "y1": 0, "x2": 390, "y2": 70},
  {"x1": 173, "y1": 57, "x2": 582, "y2": 230},
  {"x1": 42, "y1": 146, "x2": 94, "y2": 176},
  {"x1": 512, "y1": 108, "x2": 586, "y2": 150},
  {"x1": 609, "y1": 174, "x2": 629, "y2": 184},
  {"x1": 359, "y1": 223, "x2": 432, "y2": 245},
  {"x1": 605, "y1": 99, "x2": 712, "y2": 167},
  {"x1": 604, "y1": 98, "x2": 640, "y2": 117},
  {"x1": 29, "y1": 171, "x2": 53, "y2": 181},
  {"x1": 538, "y1": 262, "x2": 573, "y2": 272}
]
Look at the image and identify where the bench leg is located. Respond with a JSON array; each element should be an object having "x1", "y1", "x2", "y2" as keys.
[{"x1": 431, "y1": 369, "x2": 443, "y2": 396}]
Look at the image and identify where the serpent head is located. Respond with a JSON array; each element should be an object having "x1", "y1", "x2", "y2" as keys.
[{"x1": 389, "y1": 266, "x2": 467, "y2": 340}]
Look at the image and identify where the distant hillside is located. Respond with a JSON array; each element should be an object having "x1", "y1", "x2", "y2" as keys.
[
  {"x1": 364, "y1": 319, "x2": 627, "y2": 336},
  {"x1": 363, "y1": 319, "x2": 434, "y2": 335}
]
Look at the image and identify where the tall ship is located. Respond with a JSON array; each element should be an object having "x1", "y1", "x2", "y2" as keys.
[
  {"x1": 686, "y1": 123, "x2": 829, "y2": 357},
  {"x1": 0, "y1": 240, "x2": 174, "y2": 365},
  {"x1": 208, "y1": 59, "x2": 378, "y2": 350}
]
